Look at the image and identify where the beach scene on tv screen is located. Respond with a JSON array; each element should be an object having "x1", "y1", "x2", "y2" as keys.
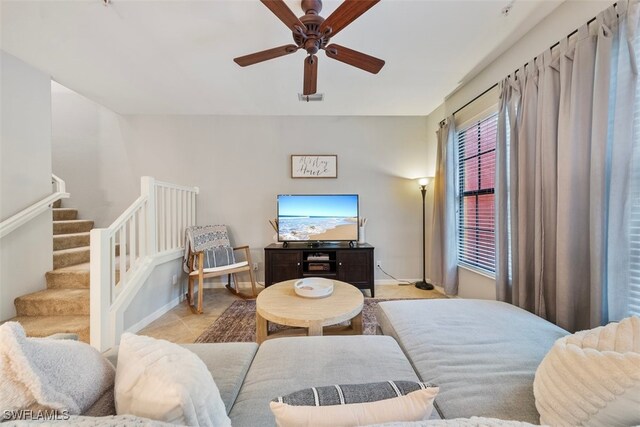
[{"x1": 278, "y1": 195, "x2": 358, "y2": 241}]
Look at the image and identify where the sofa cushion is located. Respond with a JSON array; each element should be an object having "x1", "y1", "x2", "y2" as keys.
[
  {"x1": 376, "y1": 299, "x2": 568, "y2": 424},
  {"x1": 229, "y1": 335, "x2": 430, "y2": 427},
  {"x1": 100, "y1": 341, "x2": 257, "y2": 415}
]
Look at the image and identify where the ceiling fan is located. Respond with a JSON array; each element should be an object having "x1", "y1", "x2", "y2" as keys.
[{"x1": 234, "y1": 0, "x2": 385, "y2": 96}]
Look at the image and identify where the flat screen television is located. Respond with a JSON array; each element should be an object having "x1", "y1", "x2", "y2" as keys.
[{"x1": 277, "y1": 194, "x2": 359, "y2": 242}]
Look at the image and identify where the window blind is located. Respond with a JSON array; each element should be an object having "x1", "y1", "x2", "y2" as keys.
[
  {"x1": 457, "y1": 112, "x2": 498, "y2": 273},
  {"x1": 626, "y1": 24, "x2": 640, "y2": 317},
  {"x1": 631, "y1": 140, "x2": 640, "y2": 317}
]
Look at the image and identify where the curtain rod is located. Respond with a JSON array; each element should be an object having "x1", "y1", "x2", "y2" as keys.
[{"x1": 440, "y1": 2, "x2": 617, "y2": 127}]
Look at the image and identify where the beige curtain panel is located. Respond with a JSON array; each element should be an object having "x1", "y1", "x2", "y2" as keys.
[
  {"x1": 429, "y1": 117, "x2": 458, "y2": 295},
  {"x1": 495, "y1": 1, "x2": 639, "y2": 332}
]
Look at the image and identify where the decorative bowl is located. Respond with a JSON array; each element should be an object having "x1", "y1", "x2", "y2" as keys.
[{"x1": 293, "y1": 278, "x2": 334, "y2": 298}]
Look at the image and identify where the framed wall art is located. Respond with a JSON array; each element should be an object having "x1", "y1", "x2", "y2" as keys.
[{"x1": 291, "y1": 155, "x2": 338, "y2": 179}]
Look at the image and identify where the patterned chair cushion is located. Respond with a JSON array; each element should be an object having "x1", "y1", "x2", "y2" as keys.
[
  {"x1": 193, "y1": 247, "x2": 236, "y2": 270},
  {"x1": 183, "y1": 225, "x2": 235, "y2": 273},
  {"x1": 189, "y1": 225, "x2": 231, "y2": 249}
]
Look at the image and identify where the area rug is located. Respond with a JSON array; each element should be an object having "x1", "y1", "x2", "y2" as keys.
[{"x1": 195, "y1": 298, "x2": 405, "y2": 343}]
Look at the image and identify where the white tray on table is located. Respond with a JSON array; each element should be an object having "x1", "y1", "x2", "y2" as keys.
[{"x1": 293, "y1": 277, "x2": 334, "y2": 298}]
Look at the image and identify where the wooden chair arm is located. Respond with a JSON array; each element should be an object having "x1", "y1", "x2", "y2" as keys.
[
  {"x1": 190, "y1": 251, "x2": 204, "y2": 271},
  {"x1": 233, "y1": 246, "x2": 253, "y2": 266}
]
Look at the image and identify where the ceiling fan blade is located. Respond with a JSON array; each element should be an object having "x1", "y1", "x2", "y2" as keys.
[
  {"x1": 260, "y1": 0, "x2": 306, "y2": 32},
  {"x1": 303, "y1": 55, "x2": 318, "y2": 95},
  {"x1": 234, "y1": 45, "x2": 299, "y2": 67},
  {"x1": 325, "y1": 44, "x2": 384, "y2": 74},
  {"x1": 319, "y1": 0, "x2": 380, "y2": 38}
]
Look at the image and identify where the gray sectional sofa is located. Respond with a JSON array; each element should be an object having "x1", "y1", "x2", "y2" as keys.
[
  {"x1": 99, "y1": 299, "x2": 568, "y2": 426},
  {"x1": 376, "y1": 299, "x2": 568, "y2": 424},
  {"x1": 104, "y1": 335, "x2": 428, "y2": 426}
]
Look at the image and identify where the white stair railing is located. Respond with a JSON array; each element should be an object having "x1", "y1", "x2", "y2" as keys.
[
  {"x1": 0, "y1": 174, "x2": 70, "y2": 239},
  {"x1": 90, "y1": 177, "x2": 199, "y2": 351}
]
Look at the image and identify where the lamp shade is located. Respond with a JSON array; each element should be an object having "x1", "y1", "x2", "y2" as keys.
[{"x1": 417, "y1": 177, "x2": 430, "y2": 187}]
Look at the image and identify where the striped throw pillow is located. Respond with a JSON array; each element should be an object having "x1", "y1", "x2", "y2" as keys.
[
  {"x1": 272, "y1": 381, "x2": 436, "y2": 406},
  {"x1": 195, "y1": 247, "x2": 236, "y2": 269},
  {"x1": 269, "y1": 381, "x2": 439, "y2": 427}
]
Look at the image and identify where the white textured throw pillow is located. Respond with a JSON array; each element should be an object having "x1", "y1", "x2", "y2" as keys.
[
  {"x1": 114, "y1": 333, "x2": 230, "y2": 427},
  {"x1": 0, "y1": 322, "x2": 115, "y2": 415},
  {"x1": 534, "y1": 316, "x2": 640, "y2": 427}
]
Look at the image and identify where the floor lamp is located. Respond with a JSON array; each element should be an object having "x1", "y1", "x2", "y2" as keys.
[{"x1": 415, "y1": 177, "x2": 434, "y2": 290}]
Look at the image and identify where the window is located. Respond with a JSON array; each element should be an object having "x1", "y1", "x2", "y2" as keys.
[
  {"x1": 626, "y1": 24, "x2": 640, "y2": 318},
  {"x1": 457, "y1": 113, "x2": 498, "y2": 274},
  {"x1": 631, "y1": 136, "x2": 640, "y2": 316}
]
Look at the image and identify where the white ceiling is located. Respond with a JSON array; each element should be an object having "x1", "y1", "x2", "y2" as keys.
[{"x1": 1, "y1": 0, "x2": 563, "y2": 115}]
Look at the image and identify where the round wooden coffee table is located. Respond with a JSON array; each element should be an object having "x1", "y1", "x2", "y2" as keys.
[{"x1": 256, "y1": 279, "x2": 364, "y2": 344}]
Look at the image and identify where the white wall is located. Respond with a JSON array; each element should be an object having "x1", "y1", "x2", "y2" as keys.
[
  {"x1": 51, "y1": 83, "x2": 138, "y2": 226},
  {"x1": 457, "y1": 267, "x2": 496, "y2": 300},
  {"x1": 124, "y1": 258, "x2": 184, "y2": 333},
  {"x1": 445, "y1": 0, "x2": 615, "y2": 115},
  {"x1": 425, "y1": 0, "x2": 614, "y2": 300},
  {"x1": 0, "y1": 51, "x2": 52, "y2": 320},
  {"x1": 53, "y1": 89, "x2": 436, "y2": 285},
  {"x1": 126, "y1": 114, "x2": 434, "y2": 283}
]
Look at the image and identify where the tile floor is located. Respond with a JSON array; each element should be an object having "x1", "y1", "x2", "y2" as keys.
[{"x1": 138, "y1": 284, "x2": 445, "y2": 343}]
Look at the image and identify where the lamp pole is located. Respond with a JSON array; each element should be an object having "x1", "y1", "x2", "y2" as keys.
[{"x1": 416, "y1": 179, "x2": 434, "y2": 290}]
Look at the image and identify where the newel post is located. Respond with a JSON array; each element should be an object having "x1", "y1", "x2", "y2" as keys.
[
  {"x1": 141, "y1": 176, "x2": 157, "y2": 256},
  {"x1": 90, "y1": 228, "x2": 111, "y2": 351}
]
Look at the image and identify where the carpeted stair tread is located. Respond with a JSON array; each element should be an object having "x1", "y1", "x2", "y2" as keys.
[
  {"x1": 53, "y1": 219, "x2": 94, "y2": 235},
  {"x1": 58, "y1": 253, "x2": 128, "y2": 272},
  {"x1": 52, "y1": 208, "x2": 78, "y2": 221},
  {"x1": 53, "y1": 261, "x2": 90, "y2": 272},
  {"x1": 15, "y1": 288, "x2": 89, "y2": 316},
  {"x1": 53, "y1": 232, "x2": 90, "y2": 250},
  {"x1": 52, "y1": 199, "x2": 62, "y2": 209},
  {"x1": 53, "y1": 246, "x2": 90, "y2": 269},
  {"x1": 46, "y1": 268, "x2": 89, "y2": 289},
  {"x1": 10, "y1": 315, "x2": 90, "y2": 343},
  {"x1": 47, "y1": 258, "x2": 122, "y2": 288}
]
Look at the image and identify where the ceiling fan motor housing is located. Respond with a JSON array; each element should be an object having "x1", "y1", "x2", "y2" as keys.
[{"x1": 295, "y1": 0, "x2": 329, "y2": 55}]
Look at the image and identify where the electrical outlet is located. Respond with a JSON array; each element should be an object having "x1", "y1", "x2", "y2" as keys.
[
  {"x1": 252, "y1": 262, "x2": 259, "y2": 271},
  {"x1": 376, "y1": 260, "x2": 382, "y2": 268},
  {"x1": 172, "y1": 274, "x2": 178, "y2": 285}
]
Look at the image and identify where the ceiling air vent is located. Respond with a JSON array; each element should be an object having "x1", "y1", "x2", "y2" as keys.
[{"x1": 298, "y1": 93, "x2": 324, "y2": 102}]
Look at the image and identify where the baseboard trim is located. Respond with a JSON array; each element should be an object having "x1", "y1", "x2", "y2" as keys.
[
  {"x1": 199, "y1": 278, "x2": 444, "y2": 295},
  {"x1": 375, "y1": 279, "x2": 417, "y2": 285},
  {"x1": 200, "y1": 280, "x2": 419, "y2": 288},
  {"x1": 125, "y1": 295, "x2": 181, "y2": 334}
]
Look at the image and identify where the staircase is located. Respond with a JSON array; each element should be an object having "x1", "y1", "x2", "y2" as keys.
[{"x1": 11, "y1": 199, "x2": 93, "y2": 342}]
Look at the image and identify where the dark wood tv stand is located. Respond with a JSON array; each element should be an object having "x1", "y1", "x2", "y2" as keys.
[{"x1": 264, "y1": 243, "x2": 375, "y2": 297}]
